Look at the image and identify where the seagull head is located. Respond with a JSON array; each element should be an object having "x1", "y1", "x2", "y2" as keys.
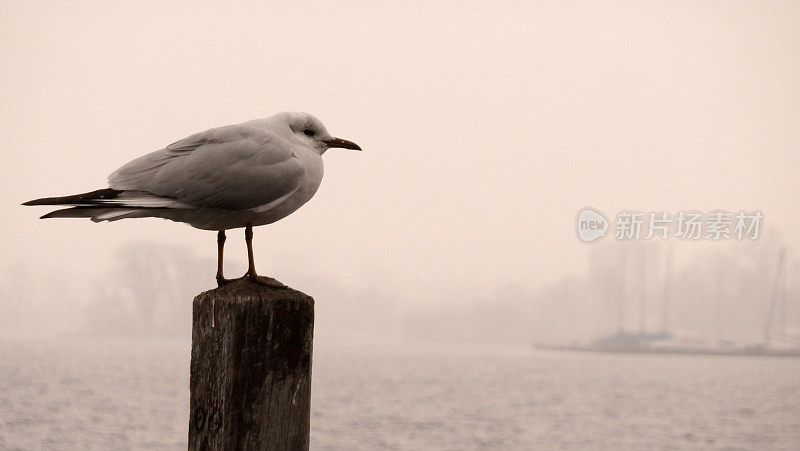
[{"x1": 276, "y1": 111, "x2": 361, "y2": 155}]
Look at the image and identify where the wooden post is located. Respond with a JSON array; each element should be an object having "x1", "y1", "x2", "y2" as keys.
[{"x1": 189, "y1": 279, "x2": 314, "y2": 450}]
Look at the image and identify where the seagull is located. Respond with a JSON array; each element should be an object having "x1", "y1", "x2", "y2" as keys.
[{"x1": 24, "y1": 111, "x2": 361, "y2": 287}]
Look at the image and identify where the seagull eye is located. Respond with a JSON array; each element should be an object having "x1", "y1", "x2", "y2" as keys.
[{"x1": 302, "y1": 129, "x2": 315, "y2": 137}]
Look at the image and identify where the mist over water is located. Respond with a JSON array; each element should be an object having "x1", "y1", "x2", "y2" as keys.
[
  {"x1": 2, "y1": 233, "x2": 796, "y2": 348},
  {"x1": 1, "y1": 236, "x2": 797, "y2": 449}
]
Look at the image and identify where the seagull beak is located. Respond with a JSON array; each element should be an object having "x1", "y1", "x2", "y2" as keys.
[{"x1": 323, "y1": 137, "x2": 362, "y2": 151}]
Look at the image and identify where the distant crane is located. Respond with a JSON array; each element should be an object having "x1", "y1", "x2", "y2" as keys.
[
  {"x1": 659, "y1": 241, "x2": 674, "y2": 335},
  {"x1": 763, "y1": 247, "x2": 787, "y2": 344}
]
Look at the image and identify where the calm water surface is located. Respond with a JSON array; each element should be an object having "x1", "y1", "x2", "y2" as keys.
[{"x1": 1, "y1": 338, "x2": 798, "y2": 450}]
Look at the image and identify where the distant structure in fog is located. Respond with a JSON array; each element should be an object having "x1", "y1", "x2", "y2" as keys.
[
  {"x1": 537, "y1": 241, "x2": 800, "y2": 357},
  {"x1": 764, "y1": 247, "x2": 787, "y2": 344}
]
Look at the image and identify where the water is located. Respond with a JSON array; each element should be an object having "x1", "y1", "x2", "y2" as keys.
[{"x1": 1, "y1": 338, "x2": 798, "y2": 450}]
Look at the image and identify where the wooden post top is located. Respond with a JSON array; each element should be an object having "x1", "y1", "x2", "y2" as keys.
[{"x1": 189, "y1": 279, "x2": 314, "y2": 450}]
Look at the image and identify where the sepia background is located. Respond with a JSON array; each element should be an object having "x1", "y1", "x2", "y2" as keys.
[{"x1": 1, "y1": 1, "x2": 799, "y2": 449}]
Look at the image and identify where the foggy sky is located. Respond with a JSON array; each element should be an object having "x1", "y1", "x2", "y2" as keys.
[{"x1": 2, "y1": 1, "x2": 799, "y2": 333}]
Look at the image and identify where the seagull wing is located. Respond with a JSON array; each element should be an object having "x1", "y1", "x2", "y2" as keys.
[{"x1": 108, "y1": 124, "x2": 304, "y2": 211}]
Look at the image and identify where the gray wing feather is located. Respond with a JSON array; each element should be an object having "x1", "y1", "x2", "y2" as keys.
[{"x1": 108, "y1": 124, "x2": 304, "y2": 210}]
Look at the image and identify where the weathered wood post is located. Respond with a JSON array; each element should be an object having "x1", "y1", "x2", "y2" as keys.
[{"x1": 189, "y1": 279, "x2": 314, "y2": 450}]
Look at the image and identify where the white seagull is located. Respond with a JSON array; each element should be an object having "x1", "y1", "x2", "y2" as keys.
[{"x1": 24, "y1": 111, "x2": 361, "y2": 287}]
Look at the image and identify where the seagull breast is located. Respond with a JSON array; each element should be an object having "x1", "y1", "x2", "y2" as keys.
[{"x1": 249, "y1": 144, "x2": 324, "y2": 223}]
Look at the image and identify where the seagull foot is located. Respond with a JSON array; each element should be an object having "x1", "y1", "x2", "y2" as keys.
[
  {"x1": 216, "y1": 276, "x2": 236, "y2": 287},
  {"x1": 247, "y1": 274, "x2": 288, "y2": 288}
]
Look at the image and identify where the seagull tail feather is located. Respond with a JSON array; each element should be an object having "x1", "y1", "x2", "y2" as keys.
[
  {"x1": 23, "y1": 188, "x2": 122, "y2": 206},
  {"x1": 40, "y1": 206, "x2": 139, "y2": 222}
]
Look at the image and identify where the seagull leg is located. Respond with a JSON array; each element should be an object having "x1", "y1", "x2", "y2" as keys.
[
  {"x1": 216, "y1": 230, "x2": 235, "y2": 287},
  {"x1": 244, "y1": 223, "x2": 287, "y2": 288}
]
